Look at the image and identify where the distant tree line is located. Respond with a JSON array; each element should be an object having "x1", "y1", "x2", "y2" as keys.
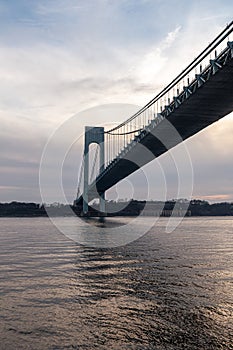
[
  {"x1": 188, "y1": 199, "x2": 233, "y2": 216},
  {"x1": 0, "y1": 199, "x2": 233, "y2": 217},
  {"x1": 0, "y1": 202, "x2": 47, "y2": 217}
]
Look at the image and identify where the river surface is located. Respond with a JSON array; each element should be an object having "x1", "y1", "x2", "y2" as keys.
[{"x1": 0, "y1": 217, "x2": 233, "y2": 349}]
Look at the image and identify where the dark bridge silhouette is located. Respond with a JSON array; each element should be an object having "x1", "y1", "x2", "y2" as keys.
[{"x1": 74, "y1": 22, "x2": 233, "y2": 214}]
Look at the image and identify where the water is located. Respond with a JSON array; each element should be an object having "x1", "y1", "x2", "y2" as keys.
[{"x1": 0, "y1": 217, "x2": 232, "y2": 349}]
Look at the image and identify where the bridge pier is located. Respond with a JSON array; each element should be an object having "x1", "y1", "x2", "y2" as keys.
[
  {"x1": 83, "y1": 126, "x2": 105, "y2": 216},
  {"x1": 99, "y1": 192, "x2": 105, "y2": 214}
]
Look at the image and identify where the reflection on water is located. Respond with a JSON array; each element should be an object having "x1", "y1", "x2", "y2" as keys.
[
  {"x1": 50, "y1": 216, "x2": 160, "y2": 248},
  {"x1": 0, "y1": 217, "x2": 232, "y2": 349}
]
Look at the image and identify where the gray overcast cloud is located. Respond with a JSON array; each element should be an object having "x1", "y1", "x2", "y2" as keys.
[{"x1": 0, "y1": 0, "x2": 233, "y2": 203}]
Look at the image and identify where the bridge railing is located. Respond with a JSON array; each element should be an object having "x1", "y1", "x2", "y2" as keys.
[{"x1": 104, "y1": 21, "x2": 233, "y2": 167}]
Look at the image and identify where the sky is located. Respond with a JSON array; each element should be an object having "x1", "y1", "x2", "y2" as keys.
[{"x1": 0, "y1": 0, "x2": 233, "y2": 203}]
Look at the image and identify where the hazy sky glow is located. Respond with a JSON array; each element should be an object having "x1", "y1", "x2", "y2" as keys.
[{"x1": 0, "y1": 0, "x2": 233, "y2": 203}]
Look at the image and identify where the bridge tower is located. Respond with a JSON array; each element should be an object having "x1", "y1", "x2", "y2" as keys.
[{"x1": 83, "y1": 126, "x2": 105, "y2": 215}]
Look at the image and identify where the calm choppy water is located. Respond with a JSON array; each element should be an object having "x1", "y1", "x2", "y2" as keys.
[{"x1": 0, "y1": 217, "x2": 232, "y2": 350}]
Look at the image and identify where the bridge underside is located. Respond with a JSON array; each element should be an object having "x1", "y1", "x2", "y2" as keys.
[{"x1": 76, "y1": 55, "x2": 233, "y2": 206}]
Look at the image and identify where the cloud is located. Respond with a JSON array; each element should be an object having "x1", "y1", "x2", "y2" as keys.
[
  {"x1": 0, "y1": 0, "x2": 233, "y2": 202},
  {"x1": 134, "y1": 27, "x2": 181, "y2": 84}
]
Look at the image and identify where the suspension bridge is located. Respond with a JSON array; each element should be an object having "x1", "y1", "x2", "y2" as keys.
[{"x1": 74, "y1": 22, "x2": 233, "y2": 215}]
